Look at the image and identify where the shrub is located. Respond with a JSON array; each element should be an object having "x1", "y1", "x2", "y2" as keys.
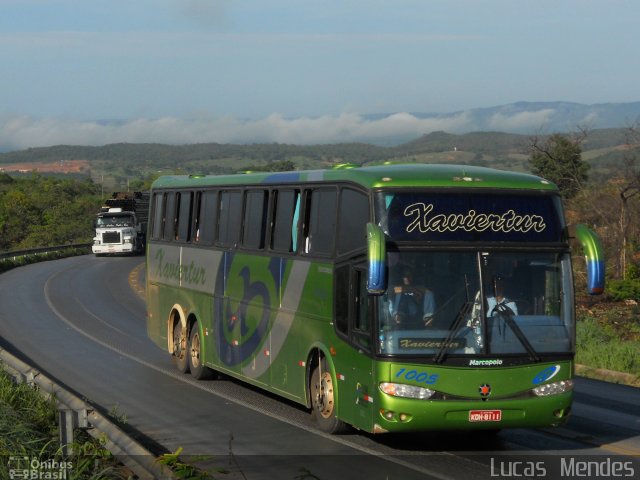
[
  {"x1": 576, "y1": 317, "x2": 640, "y2": 375},
  {"x1": 607, "y1": 278, "x2": 640, "y2": 302}
]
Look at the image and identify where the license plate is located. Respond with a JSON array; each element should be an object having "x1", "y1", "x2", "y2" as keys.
[{"x1": 469, "y1": 410, "x2": 502, "y2": 422}]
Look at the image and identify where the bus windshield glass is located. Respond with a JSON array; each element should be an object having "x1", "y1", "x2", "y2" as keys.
[{"x1": 377, "y1": 250, "x2": 574, "y2": 357}]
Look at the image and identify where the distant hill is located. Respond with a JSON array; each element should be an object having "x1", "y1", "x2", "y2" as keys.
[
  {"x1": 362, "y1": 101, "x2": 640, "y2": 145},
  {"x1": 0, "y1": 119, "x2": 638, "y2": 191},
  {"x1": 2, "y1": 101, "x2": 640, "y2": 152},
  {"x1": 408, "y1": 101, "x2": 640, "y2": 133}
]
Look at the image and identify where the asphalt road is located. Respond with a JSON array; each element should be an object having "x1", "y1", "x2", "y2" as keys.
[{"x1": 0, "y1": 255, "x2": 638, "y2": 480}]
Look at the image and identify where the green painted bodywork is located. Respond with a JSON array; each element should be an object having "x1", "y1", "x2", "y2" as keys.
[
  {"x1": 151, "y1": 164, "x2": 558, "y2": 191},
  {"x1": 146, "y1": 164, "x2": 576, "y2": 434}
]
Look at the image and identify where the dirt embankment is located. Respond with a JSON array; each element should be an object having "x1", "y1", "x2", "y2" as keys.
[{"x1": 0, "y1": 159, "x2": 90, "y2": 174}]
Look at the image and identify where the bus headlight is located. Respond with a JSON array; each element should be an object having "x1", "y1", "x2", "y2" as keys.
[
  {"x1": 532, "y1": 379, "x2": 574, "y2": 397},
  {"x1": 379, "y1": 382, "x2": 435, "y2": 400}
]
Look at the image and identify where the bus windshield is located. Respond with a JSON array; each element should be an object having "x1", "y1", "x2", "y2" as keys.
[{"x1": 377, "y1": 250, "x2": 574, "y2": 358}]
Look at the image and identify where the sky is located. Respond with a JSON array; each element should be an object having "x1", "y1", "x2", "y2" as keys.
[{"x1": 1, "y1": 0, "x2": 639, "y2": 150}]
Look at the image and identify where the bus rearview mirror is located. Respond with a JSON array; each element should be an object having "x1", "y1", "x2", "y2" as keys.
[
  {"x1": 366, "y1": 223, "x2": 387, "y2": 295},
  {"x1": 569, "y1": 224, "x2": 605, "y2": 295}
]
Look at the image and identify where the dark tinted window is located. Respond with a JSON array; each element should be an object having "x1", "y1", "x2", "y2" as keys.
[
  {"x1": 271, "y1": 189, "x2": 300, "y2": 252},
  {"x1": 197, "y1": 190, "x2": 218, "y2": 244},
  {"x1": 176, "y1": 191, "x2": 193, "y2": 242},
  {"x1": 218, "y1": 190, "x2": 242, "y2": 246},
  {"x1": 151, "y1": 193, "x2": 164, "y2": 240},
  {"x1": 243, "y1": 190, "x2": 269, "y2": 249},
  {"x1": 163, "y1": 192, "x2": 177, "y2": 240},
  {"x1": 354, "y1": 269, "x2": 372, "y2": 351},
  {"x1": 304, "y1": 189, "x2": 337, "y2": 255},
  {"x1": 334, "y1": 265, "x2": 350, "y2": 335},
  {"x1": 337, "y1": 189, "x2": 369, "y2": 254}
]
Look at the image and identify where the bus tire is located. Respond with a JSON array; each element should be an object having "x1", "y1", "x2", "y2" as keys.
[
  {"x1": 172, "y1": 321, "x2": 189, "y2": 374},
  {"x1": 188, "y1": 323, "x2": 214, "y2": 380},
  {"x1": 310, "y1": 361, "x2": 346, "y2": 434}
]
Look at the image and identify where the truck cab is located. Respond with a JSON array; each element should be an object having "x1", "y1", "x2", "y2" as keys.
[{"x1": 92, "y1": 207, "x2": 145, "y2": 255}]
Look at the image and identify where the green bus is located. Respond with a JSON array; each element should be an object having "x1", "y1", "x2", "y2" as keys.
[{"x1": 145, "y1": 164, "x2": 604, "y2": 434}]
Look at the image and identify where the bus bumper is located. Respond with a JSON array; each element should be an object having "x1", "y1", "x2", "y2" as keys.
[{"x1": 373, "y1": 391, "x2": 572, "y2": 433}]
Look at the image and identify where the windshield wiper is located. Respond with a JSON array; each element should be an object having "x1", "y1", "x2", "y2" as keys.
[
  {"x1": 434, "y1": 276, "x2": 476, "y2": 364},
  {"x1": 433, "y1": 298, "x2": 473, "y2": 364},
  {"x1": 493, "y1": 304, "x2": 540, "y2": 362}
]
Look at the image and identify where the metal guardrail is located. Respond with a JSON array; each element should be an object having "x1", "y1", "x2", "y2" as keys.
[
  {"x1": 0, "y1": 247, "x2": 175, "y2": 478},
  {"x1": 0, "y1": 243, "x2": 92, "y2": 261},
  {"x1": 0, "y1": 348, "x2": 174, "y2": 479}
]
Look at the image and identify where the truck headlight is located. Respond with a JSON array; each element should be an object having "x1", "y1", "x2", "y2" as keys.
[
  {"x1": 532, "y1": 379, "x2": 573, "y2": 396},
  {"x1": 380, "y1": 382, "x2": 435, "y2": 400}
]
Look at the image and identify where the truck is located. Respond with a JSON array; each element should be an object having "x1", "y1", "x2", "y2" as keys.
[{"x1": 92, "y1": 191, "x2": 149, "y2": 255}]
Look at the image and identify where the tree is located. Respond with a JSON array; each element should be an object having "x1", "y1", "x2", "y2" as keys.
[
  {"x1": 529, "y1": 132, "x2": 589, "y2": 199},
  {"x1": 617, "y1": 157, "x2": 640, "y2": 279}
]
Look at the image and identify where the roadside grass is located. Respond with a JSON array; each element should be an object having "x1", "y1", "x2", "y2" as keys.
[
  {"x1": 0, "y1": 367, "x2": 131, "y2": 480},
  {"x1": 576, "y1": 309, "x2": 640, "y2": 377}
]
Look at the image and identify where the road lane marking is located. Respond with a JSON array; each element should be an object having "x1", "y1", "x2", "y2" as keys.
[
  {"x1": 43, "y1": 263, "x2": 462, "y2": 480},
  {"x1": 128, "y1": 261, "x2": 146, "y2": 301}
]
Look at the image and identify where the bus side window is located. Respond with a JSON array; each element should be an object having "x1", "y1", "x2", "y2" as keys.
[
  {"x1": 335, "y1": 265, "x2": 350, "y2": 335},
  {"x1": 303, "y1": 188, "x2": 337, "y2": 255},
  {"x1": 192, "y1": 191, "x2": 202, "y2": 242},
  {"x1": 198, "y1": 190, "x2": 218, "y2": 245},
  {"x1": 151, "y1": 192, "x2": 165, "y2": 240},
  {"x1": 271, "y1": 189, "x2": 300, "y2": 253},
  {"x1": 163, "y1": 192, "x2": 177, "y2": 241},
  {"x1": 243, "y1": 190, "x2": 269, "y2": 250},
  {"x1": 334, "y1": 264, "x2": 371, "y2": 352},
  {"x1": 176, "y1": 191, "x2": 193, "y2": 242},
  {"x1": 218, "y1": 190, "x2": 242, "y2": 247},
  {"x1": 337, "y1": 188, "x2": 369, "y2": 255},
  {"x1": 354, "y1": 268, "x2": 372, "y2": 350}
]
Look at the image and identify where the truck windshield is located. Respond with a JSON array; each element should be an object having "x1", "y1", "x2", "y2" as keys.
[
  {"x1": 376, "y1": 250, "x2": 574, "y2": 358},
  {"x1": 96, "y1": 214, "x2": 135, "y2": 227}
]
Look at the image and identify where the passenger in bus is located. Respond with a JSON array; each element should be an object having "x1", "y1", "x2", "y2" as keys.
[
  {"x1": 486, "y1": 275, "x2": 518, "y2": 317},
  {"x1": 390, "y1": 268, "x2": 435, "y2": 328}
]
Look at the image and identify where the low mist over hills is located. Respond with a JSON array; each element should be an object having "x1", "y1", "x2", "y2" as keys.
[
  {"x1": 1, "y1": 101, "x2": 640, "y2": 151},
  {"x1": 415, "y1": 101, "x2": 640, "y2": 133},
  {"x1": 359, "y1": 101, "x2": 640, "y2": 145},
  {"x1": 1, "y1": 101, "x2": 639, "y2": 192}
]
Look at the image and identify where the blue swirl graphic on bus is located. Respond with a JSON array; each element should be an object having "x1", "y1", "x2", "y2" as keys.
[
  {"x1": 214, "y1": 253, "x2": 282, "y2": 367},
  {"x1": 532, "y1": 365, "x2": 561, "y2": 385}
]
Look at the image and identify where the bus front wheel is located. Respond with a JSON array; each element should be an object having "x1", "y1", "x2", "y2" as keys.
[{"x1": 310, "y1": 362, "x2": 346, "y2": 434}]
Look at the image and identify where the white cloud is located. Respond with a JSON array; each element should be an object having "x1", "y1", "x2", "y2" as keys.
[
  {"x1": 486, "y1": 109, "x2": 556, "y2": 132},
  {"x1": 0, "y1": 112, "x2": 475, "y2": 151}
]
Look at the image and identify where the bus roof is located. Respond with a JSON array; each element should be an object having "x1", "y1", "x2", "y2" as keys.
[{"x1": 151, "y1": 164, "x2": 557, "y2": 192}]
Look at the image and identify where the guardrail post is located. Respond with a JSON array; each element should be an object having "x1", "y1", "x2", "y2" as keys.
[
  {"x1": 59, "y1": 409, "x2": 75, "y2": 456},
  {"x1": 58, "y1": 407, "x2": 89, "y2": 455}
]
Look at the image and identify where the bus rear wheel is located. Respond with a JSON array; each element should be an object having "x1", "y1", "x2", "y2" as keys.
[
  {"x1": 188, "y1": 323, "x2": 214, "y2": 380},
  {"x1": 172, "y1": 322, "x2": 189, "y2": 373},
  {"x1": 310, "y1": 362, "x2": 346, "y2": 434}
]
